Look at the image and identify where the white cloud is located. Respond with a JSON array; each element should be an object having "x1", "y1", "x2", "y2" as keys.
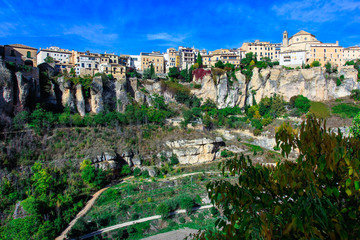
[
  {"x1": 146, "y1": 32, "x2": 188, "y2": 44},
  {"x1": 64, "y1": 24, "x2": 118, "y2": 45},
  {"x1": 272, "y1": 0, "x2": 360, "y2": 22}
]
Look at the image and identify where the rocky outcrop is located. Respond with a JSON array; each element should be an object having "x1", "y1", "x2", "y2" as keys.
[
  {"x1": 91, "y1": 151, "x2": 120, "y2": 171},
  {"x1": 115, "y1": 79, "x2": 130, "y2": 112},
  {"x1": 248, "y1": 66, "x2": 359, "y2": 105},
  {"x1": 165, "y1": 137, "x2": 224, "y2": 164},
  {"x1": 75, "y1": 84, "x2": 85, "y2": 116},
  {"x1": 58, "y1": 76, "x2": 75, "y2": 111},
  {"x1": 90, "y1": 76, "x2": 104, "y2": 114}
]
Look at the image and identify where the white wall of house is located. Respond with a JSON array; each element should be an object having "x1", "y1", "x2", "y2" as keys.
[{"x1": 280, "y1": 51, "x2": 306, "y2": 67}]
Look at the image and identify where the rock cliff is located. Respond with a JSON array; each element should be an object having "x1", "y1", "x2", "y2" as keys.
[{"x1": 0, "y1": 63, "x2": 359, "y2": 118}]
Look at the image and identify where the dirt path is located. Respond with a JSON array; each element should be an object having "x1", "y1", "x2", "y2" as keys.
[
  {"x1": 55, "y1": 187, "x2": 109, "y2": 240},
  {"x1": 78, "y1": 205, "x2": 213, "y2": 240},
  {"x1": 56, "y1": 177, "x2": 134, "y2": 240}
]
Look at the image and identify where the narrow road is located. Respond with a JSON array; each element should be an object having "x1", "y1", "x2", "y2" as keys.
[{"x1": 78, "y1": 205, "x2": 213, "y2": 240}]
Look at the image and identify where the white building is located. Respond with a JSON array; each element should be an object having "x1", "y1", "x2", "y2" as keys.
[
  {"x1": 280, "y1": 50, "x2": 307, "y2": 67},
  {"x1": 75, "y1": 54, "x2": 100, "y2": 76},
  {"x1": 127, "y1": 55, "x2": 141, "y2": 71},
  {"x1": 343, "y1": 46, "x2": 360, "y2": 62},
  {"x1": 37, "y1": 46, "x2": 72, "y2": 65}
]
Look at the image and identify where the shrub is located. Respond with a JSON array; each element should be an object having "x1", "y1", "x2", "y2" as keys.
[
  {"x1": 133, "y1": 168, "x2": 141, "y2": 177},
  {"x1": 253, "y1": 129, "x2": 262, "y2": 136},
  {"x1": 351, "y1": 89, "x2": 360, "y2": 101},
  {"x1": 179, "y1": 196, "x2": 195, "y2": 215},
  {"x1": 251, "y1": 119, "x2": 263, "y2": 130},
  {"x1": 156, "y1": 202, "x2": 170, "y2": 219},
  {"x1": 179, "y1": 216, "x2": 186, "y2": 224},
  {"x1": 332, "y1": 103, "x2": 360, "y2": 118},
  {"x1": 336, "y1": 78, "x2": 342, "y2": 86},
  {"x1": 294, "y1": 95, "x2": 311, "y2": 114},
  {"x1": 170, "y1": 154, "x2": 179, "y2": 165},
  {"x1": 311, "y1": 60, "x2": 321, "y2": 67}
]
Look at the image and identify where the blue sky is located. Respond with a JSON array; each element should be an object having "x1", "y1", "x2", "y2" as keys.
[{"x1": 1, "y1": 0, "x2": 359, "y2": 55}]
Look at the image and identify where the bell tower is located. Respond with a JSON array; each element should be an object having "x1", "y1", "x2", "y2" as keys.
[{"x1": 283, "y1": 30, "x2": 288, "y2": 47}]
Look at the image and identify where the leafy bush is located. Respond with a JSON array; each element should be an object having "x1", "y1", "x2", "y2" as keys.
[
  {"x1": 193, "y1": 68, "x2": 211, "y2": 80},
  {"x1": 197, "y1": 116, "x2": 360, "y2": 239},
  {"x1": 332, "y1": 103, "x2": 360, "y2": 118},
  {"x1": 311, "y1": 60, "x2": 321, "y2": 67},
  {"x1": 336, "y1": 78, "x2": 342, "y2": 86},
  {"x1": 170, "y1": 154, "x2": 179, "y2": 165},
  {"x1": 351, "y1": 89, "x2": 360, "y2": 101},
  {"x1": 294, "y1": 95, "x2": 311, "y2": 114},
  {"x1": 156, "y1": 202, "x2": 170, "y2": 219},
  {"x1": 133, "y1": 168, "x2": 141, "y2": 177}
]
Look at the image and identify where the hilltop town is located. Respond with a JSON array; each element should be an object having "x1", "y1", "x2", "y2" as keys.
[
  {"x1": 1, "y1": 30, "x2": 359, "y2": 79},
  {"x1": 0, "y1": 29, "x2": 360, "y2": 240}
]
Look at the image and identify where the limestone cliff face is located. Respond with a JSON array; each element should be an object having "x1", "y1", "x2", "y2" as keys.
[
  {"x1": 58, "y1": 76, "x2": 76, "y2": 112},
  {"x1": 90, "y1": 76, "x2": 104, "y2": 114},
  {"x1": 165, "y1": 137, "x2": 224, "y2": 164},
  {"x1": 75, "y1": 84, "x2": 85, "y2": 117},
  {"x1": 248, "y1": 66, "x2": 359, "y2": 105}
]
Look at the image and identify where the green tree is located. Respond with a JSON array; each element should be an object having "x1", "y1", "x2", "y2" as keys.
[
  {"x1": 294, "y1": 95, "x2": 311, "y2": 114},
  {"x1": 156, "y1": 202, "x2": 170, "y2": 219},
  {"x1": 196, "y1": 52, "x2": 203, "y2": 67},
  {"x1": 350, "y1": 112, "x2": 360, "y2": 138},
  {"x1": 311, "y1": 60, "x2": 321, "y2": 67},
  {"x1": 44, "y1": 56, "x2": 54, "y2": 64},
  {"x1": 215, "y1": 60, "x2": 225, "y2": 69},
  {"x1": 194, "y1": 116, "x2": 360, "y2": 239},
  {"x1": 168, "y1": 67, "x2": 180, "y2": 79}
]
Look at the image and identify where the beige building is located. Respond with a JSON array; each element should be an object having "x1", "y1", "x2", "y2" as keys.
[
  {"x1": 281, "y1": 30, "x2": 344, "y2": 66},
  {"x1": 343, "y1": 46, "x2": 360, "y2": 62},
  {"x1": 165, "y1": 48, "x2": 180, "y2": 72},
  {"x1": 210, "y1": 49, "x2": 241, "y2": 67},
  {"x1": 140, "y1": 52, "x2": 165, "y2": 74},
  {"x1": 4, "y1": 44, "x2": 38, "y2": 67},
  {"x1": 241, "y1": 41, "x2": 281, "y2": 61}
]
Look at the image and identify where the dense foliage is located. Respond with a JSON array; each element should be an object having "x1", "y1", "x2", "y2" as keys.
[{"x1": 194, "y1": 116, "x2": 360, "y2": 239}]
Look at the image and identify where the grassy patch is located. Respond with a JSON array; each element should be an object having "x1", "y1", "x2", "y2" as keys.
[
  {"x1": 309, "y1": 101, "x2": 330, "y2": 118},
  {"x1": 332, "y1": 103, "x2": 360, "y2": 118},
  {"x1": 243, "y1": 143, "x2": 264, "y2": 154}
]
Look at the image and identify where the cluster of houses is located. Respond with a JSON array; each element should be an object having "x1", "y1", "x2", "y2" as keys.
[{"x1": 1, "y1": 30, "x2": 359, "y2": 78}]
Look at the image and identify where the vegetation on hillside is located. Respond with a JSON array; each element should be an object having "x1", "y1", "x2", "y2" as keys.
[{"x1": 194, "y1": 116, "x2": 360, "y2": 239}]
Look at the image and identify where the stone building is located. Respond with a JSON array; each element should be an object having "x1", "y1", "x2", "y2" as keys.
[
  {"x1": 280, "y1": 30, "x2": 344, "y2": 67},
  {"x1": 343, "y1": 46, "x2": 360, "y2": 62},
  {"x1": 241, "y1": 41, "x2": 281, "y2": 61},
  {"x1": 140, "y1": 52, "x2": 165, "y2": 74},
  {"x1": 4, "y1": 44, "x2": 38, "y2": 67}
]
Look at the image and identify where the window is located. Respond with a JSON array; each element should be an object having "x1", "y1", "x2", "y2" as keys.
[{"x1": 10, "y1": 50, "x2": 15, "y2": 56}]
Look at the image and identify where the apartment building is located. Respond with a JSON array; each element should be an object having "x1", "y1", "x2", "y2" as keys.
[
  {"x1": 4, "y1": 44, "x2": 38, "y2": 67},
  {"x1": 210, "y1": 49, "x2": 241, "y2": 67},
  {"x1": 178, "y1": 46, "x2": 196, "y2": 70},
  {"x1": 75, "y1": 53, "x2": 100, "y2": 76},
  {"x1": 140, "y1": 52, "x2": 165, "y2": 74},
  {"x1": 165, "y1": 48, "x2": 180, "y2": 72},
  {"x1": 37, "y1": 47, "x2": 72, "y2": 65},
  {"x1": 241, "y1": 41, "x2": 281, "y2": 61},
  {"x1": 343, "y1": 46, "x2": 360, "y2": 62},
  {"x1": 127, "y1": 55, "x2": 141, "y2": 71}
]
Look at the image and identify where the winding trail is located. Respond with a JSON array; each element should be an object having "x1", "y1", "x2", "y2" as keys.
[
  {"x1": 56, "y1": 172, "x2": 222, "y2": 240},
  {"x1": 55, "y1": 177, "x2": 134, "y2": 240},
  {"x1": 77, "y1": 205, "x2": 213, "y2": 240},
  {"x1": 55, "y1": 187, "x2": 109, "y2": 240}
]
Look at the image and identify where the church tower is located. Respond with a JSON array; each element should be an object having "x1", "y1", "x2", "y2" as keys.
[{"x1": 283, "y1": 30, "x2": 288, "y2": 47}]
